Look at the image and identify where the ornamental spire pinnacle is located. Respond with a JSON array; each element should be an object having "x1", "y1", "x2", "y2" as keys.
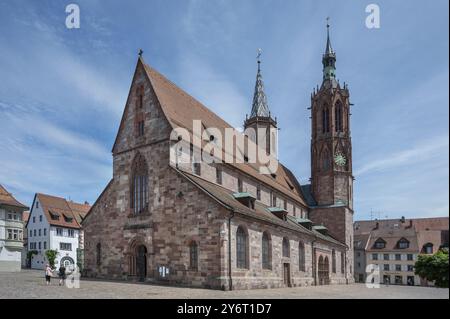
[
  {"x1": 325, "y1": 17, "x2": 333, "y2": 55},
  {"x1": 250, "y1": 49, "x2": 270, "y2": 118},
  {"x1": 322, "y1": 18, "x2": 337, "y2": 81}
]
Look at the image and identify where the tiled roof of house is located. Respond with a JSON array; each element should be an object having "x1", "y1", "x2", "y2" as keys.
[
  {"x1": 355, "y1": 217, "x2": 449, "y2": 253},
  {"x1": 137, "y1": 59, "x2": 308, "y2": 207},
  {"x1": 366, "y1": 228, "x2": 419, "y2": 252},
  {"x1": 0, "y1": 184, "x2": 28, "y2": 209},
  {"x1": 35, "y1": 193, "x2": 90, "y2": 229},
  {"x1": 354, "y1": 217, "x2": 449, "y2": 235},
  {"x1": 176, "y1": 168, "x2": 345, "y2": 247}
]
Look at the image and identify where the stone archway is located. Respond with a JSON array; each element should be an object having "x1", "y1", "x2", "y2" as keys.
[
  {"x1": 318, "y1": 255, "x2": 330, "y2": 285},
  {"x1": 136, "y1": 245, "x2": 147, "y2": 282},
  {"x1": 127, "y1": 239, "x2": 148, "y2": 282}
]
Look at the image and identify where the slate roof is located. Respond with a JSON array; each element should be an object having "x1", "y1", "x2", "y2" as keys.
[
  {"x1": 0, "y1": 184, "x2": 28, "y2": 209},
  {"x1": 176, "y1": 168, "x2": 345, "y2": 247},
  {"x1": 300, "y1": 184, "x2": 317, "y2": 206}
]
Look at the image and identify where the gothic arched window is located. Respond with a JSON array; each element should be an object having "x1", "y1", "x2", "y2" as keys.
[
  {"x1": 322, "y1": 107, "x2": 330, "y2": 133},
  {"x1": 282, "y1": 237, "x2": 290, "y2": 257},
  {"x1": 236, "y1": 226, "x2": 248, "y2": 269},
  {"x1": 189, "y1": 241, "x2": 198, "y2": 270},
  {"x1": 335, "y1": 101, "x2": 343, "y2": 132},
  {"x1": 262, "y1": 232, "x2": 271, "y2": 270},
  {"x1": 299, "y1": 241, "x2": 305, "y2": 272},
  {"x1": 130, "y1": 153, "x2": 149, "y2": 215}
]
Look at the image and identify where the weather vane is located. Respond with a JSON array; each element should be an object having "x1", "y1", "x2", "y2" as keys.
[
  {"x1": 138, "y1": 48, "x2": 143, "y2": 57},
  {"x1": 326, "y1": 16, "x2": 330, "y2": 28},
  {"x1": 257, "y1": 48, "x2": 262, "y2": 63}
]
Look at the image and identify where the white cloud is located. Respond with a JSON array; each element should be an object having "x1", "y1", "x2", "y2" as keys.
[{"x1": 355, "y1": 135, "x2": 449, "y2": 176}]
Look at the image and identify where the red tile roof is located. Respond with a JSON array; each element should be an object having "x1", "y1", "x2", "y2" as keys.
[
  {"x1": 354, "y1": 217, "x2": 449, "y2": 253},
  {"x1": 0, "y1": 184, "x2": 28, "y2": 209},
  {"x1": 136, "y1": 59, "x2": 308, "y2": 207},
  {"x1": 36, "y1": 193, "x2": 90, "y2": 229}
]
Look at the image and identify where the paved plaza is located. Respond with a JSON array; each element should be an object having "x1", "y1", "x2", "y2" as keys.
[{"x1": 0, "y1": 269, "x2": 448, "y2": 299}]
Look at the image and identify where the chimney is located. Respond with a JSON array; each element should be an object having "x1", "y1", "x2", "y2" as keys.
[
  {"x1": 401, "y1": 216, "x2": 406, "y2": 223},
  {"x1": 84, "y1": 201, "x2": 89, "y2": 205},
  {"x1": 373, "y1": 222, "x2": 379, "y2": 230},
  {"x1": 406, "y1": 220, "x2": 413, "y2": 229}
]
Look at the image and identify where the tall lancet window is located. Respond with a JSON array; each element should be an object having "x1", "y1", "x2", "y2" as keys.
[
  {"x1": 322, "y1": 107, "x2": 330, "y2": 133},
  {"x1": 335, "y1": 101, "x2": 343, "y2": 132},
  {"x1": 130, "y1": 153, "x2": 149, "y2": 215}
]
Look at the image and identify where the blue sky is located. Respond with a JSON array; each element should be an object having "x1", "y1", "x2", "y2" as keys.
[{"x1": 0, "y1": 0, "x2": 448, "y2": 221}]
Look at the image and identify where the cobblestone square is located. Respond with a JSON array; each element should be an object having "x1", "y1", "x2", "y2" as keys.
[{"x1": 0, "y1": 270, "x2": 448, "y2": 299}]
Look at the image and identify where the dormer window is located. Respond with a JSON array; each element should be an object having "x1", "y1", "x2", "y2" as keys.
[
  {"x1": 397, "y1": 238, "x2": 410, "y2": 249},
  {"x1": 268, "y1": 207, "x2": 287, "y2": 221},
  {"x1": 374, "y1": 238, "x2": 386, "y2": 249},
  {"x1": 233, "y1": 192, "x2": 255, "y2": 210},
  {"x1": 63, "y1": 214, "x2": 73, "y2": 223},
  {"x1": 49, "y1": 211, "x2": 60, "y2": 221}
]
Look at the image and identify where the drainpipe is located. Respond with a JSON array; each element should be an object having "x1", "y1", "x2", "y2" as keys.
[
  {"x1": 228, "y1": 211, "x2": 235, "y2": 291},
  {"x1": 311, "y1": 239, "x2": 317, "y2": 286}
]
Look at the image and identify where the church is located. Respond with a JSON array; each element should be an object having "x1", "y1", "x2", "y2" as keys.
[{"x1": 82, "y1": 25, "x2": 355, "y2": 290}]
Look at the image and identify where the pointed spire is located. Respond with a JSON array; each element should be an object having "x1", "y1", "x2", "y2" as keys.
[
  {"x1": 250, "y1": 49, "x2": 270, "y2": 118},
  {"x1": 322, "y1": 18, "x2": 337, "y2": 82},
  {"x1": 325, "y1": 17, "x2": 333, "y2": 55}
]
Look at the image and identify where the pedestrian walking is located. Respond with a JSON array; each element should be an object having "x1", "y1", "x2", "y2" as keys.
[
  {"x1": 45, "y1": 264, "x2": 53, "y2": 286},
  {"x1": 58, "y1": 265, "x2": 66, "y2": 286}
]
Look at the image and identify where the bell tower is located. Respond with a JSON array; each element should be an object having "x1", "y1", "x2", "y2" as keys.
[
  {"x1": 310, "y1": 21, "x2": 353, "y2": 209},
  {"x1": 308, "y1": 21, "x2": 355, "y2": 283}
]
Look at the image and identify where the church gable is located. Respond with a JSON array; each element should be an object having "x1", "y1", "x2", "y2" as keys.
[{"x1": 112, "y1": 58, "x2": 172, "y2": 155}]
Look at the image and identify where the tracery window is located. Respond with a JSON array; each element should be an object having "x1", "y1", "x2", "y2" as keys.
[{"x1": 131, "y1": 153, "x2": 149, "y2": 215}]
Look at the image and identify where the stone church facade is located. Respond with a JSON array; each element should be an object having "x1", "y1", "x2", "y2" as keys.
[{"x1": 82, "y1": 26, "x2": 355, "y2": 290}]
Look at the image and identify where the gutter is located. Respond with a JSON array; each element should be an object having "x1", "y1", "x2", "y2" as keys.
[{"x1": 311, "y1": 238, "x2": 317, "y2": 286}]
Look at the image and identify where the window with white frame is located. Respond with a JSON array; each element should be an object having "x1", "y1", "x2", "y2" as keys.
[
  {"x1": 56, "y1": 228, "x2": 63, "y2": 236},
  {"x1": 60, "y1": 243, "x2": 72, "y2": 251}
]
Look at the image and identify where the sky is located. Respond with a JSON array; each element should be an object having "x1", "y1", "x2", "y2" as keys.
[{"x1": 0, "y1": 0, "x2": 448, "y2": 221}]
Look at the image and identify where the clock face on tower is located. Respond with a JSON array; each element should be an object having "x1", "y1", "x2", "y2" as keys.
[{"x1": 334, "y1": 153, "x2": 346, "y2": 167}]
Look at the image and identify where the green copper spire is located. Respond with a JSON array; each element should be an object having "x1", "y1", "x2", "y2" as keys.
[{"x1": 322, "y1": 18, "x2": 336, "y2": 81}]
